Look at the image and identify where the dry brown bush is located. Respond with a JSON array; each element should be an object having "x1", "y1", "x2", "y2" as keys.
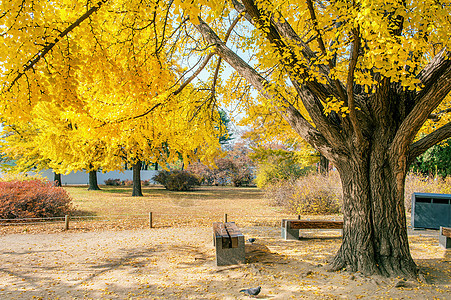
[{"x1": 265, "y1": 171, "x2": 342, "y2": 215}]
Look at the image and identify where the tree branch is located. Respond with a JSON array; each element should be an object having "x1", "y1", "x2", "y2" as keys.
[
  {"x1": 237, "y1": 0, "x2": 348, "y2": 147},
  {"x1": 192, "y1": 17, "x2": 341, "y2": 160},
  {"x1": 346, "y1": 27, "x2": 364, "y2": 146},
  {"x1": 240, "y1": 0, "x2": 331, "y2": 99},
  {"x1": 305, "y1": 0, "x2": 347, "y2": 102},
  {"x1": 429, "y1": 107, "x2": 451, "y2": 122},
  {"x1": 174, "y1": 13, "x2": 243, "y2": 96},
  {"x1": 408, "y1": 122, "x2": 451, "y2": 164},
  {"x1": 233, "y1": 0, "x2": 346, "y2": 102},
  {"x1": 2, "y1": 0, "x2": 107, "y2": 93},
  {"x1": 391, "y1": 49, "x2": 451, "y2": 156},
  {"x1": 173, "y1": 53, "x2": 214, "y2": 95},
  {"x1": 416, "y1": 48, "x2": 451, "y2": 106}
]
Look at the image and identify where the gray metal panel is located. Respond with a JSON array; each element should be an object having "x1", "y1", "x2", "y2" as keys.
[
  {"x1": 431, "y1": 203, "x2": 450, "y2": 228},
  {"x1": 411, "y1": 193, "x2": 451, "y2": 229},
  {"x1": 413, "y1": 202, "x2": 433, "y2": 228}
]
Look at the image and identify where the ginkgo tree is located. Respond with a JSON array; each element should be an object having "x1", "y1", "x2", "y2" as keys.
[
  {"x1": 1, "y1": 0, "x2": 451, "y2": 278},
  {"x1": 0, "y1": 0, "x2": 224, "y2": 194}
]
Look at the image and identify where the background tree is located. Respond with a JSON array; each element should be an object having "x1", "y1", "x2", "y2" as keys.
[
  {"x1": 411, "y1": 138, "x2": 451, "y2": 179},
  {"x1": 187, "y1": 142, "x2": 255, "y2": 186},
  {"x1": 88, "y1": 169, "x2": 101, "y2": 191},
  {"x1": 250, "y1": 145, "x2": 316, "y2": 188},
  {"x1": 0, "y1": 0, "x2": 225, "y2": 194}
]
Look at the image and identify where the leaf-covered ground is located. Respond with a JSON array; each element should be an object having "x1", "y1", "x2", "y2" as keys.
[{"x1": 0, "y1": 186, "x2": 450, "y2": 299}]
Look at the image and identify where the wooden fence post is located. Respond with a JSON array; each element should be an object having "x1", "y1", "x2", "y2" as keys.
[
  {"x1": 149, "y1": 212, "x2": 153, "y2": 228},
  {"x1": 224, "y1": 213, "x2": 228, "y2": 223},
  {"x1": 64, "y1": 215, "x2": 70, "y2": 230}
]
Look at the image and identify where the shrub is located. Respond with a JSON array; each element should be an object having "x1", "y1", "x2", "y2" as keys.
[
  {"x1": 104, "y1": 178, "x2": 121, "y2": 186},
  {"x1": 152, "y1": 170, "x2": 201, "y2": 191},
  {"x1": 0, "y1": 180, "x2": 73, "y2": 219},
  {"x1": 121, "y1": 179, "x2": 133, "y2": 186},
  {"x1": 267, "y1": 171, "x2": 451, "y2": 215},
  {"x1": 142, "y1": 179, "x2": 150, "y2": 186},
  {"x1": 265, "y1": 172, "x2": 342, "y2": 215}
]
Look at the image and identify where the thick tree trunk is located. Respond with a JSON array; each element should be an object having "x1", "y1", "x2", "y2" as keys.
[
  {"x1": 318, "y1": 154, "x2": 329, "y2": 175},
  {"x1": 330, "y1": 149, "x2": 418, "y2": 278},
  {"x1": 88, "y1": 170, "x2": 101, "y2": 190},
  {"x1": 193, "y1": 14, "x2": 451, "y2": 279},
  {"x1": 53, "y1": 172, "x2": 62, "y2": 187},
  {"x1": 132, "y1": 161, "x2": 143, "y2": 197}
]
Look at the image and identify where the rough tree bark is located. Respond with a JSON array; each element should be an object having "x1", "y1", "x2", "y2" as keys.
[
  {"x1": 318, "y1": 154, "x2": 329, "y2": 175},
  {"x1": 53, "y1": 172, "x2": 62, "y2": 187},
  {"x1": 132, "y1": 161, "x2": 143, "y2": 197},
  {"x1": 88, "y1": 170, "x2": 101, "y2": 191},
  {"x1": 193, "y1": 0, "x2": 451, "y2": 278}
]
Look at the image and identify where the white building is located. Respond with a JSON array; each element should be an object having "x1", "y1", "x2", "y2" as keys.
[{"x1": 29, "y1": 169, "x2": 159, "y2": 185}]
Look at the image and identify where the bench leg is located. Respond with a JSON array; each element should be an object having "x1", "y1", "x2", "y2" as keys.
[
  {"x1": 215, "y1": 236, "x2": 245, "y2": 266},
  {"x1": 439, "y1": 228, "x2": 451, "y2": 249},
  {"x1": 281, "y1": 225, "x2": 300, "y2": 240}
]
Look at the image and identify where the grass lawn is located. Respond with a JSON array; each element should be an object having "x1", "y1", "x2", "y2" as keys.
[
  {"x1": 65, "y1": 185, "x2": 301, "y2": 230},
  {"x1": 0, "y1": 184, "x2": 341, "y2": 234}
]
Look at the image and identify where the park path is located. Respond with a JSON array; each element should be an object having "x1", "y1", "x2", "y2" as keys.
[
  {"x1": 0, "y1": 227, "x2": 218, "y2": 299},
  {"x1": 0, "y1": 226, "x2": 450, "y2": 299}
]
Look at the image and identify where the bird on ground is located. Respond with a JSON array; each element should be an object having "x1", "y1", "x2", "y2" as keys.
[
  {"x1": 239, "y1": 286, "x2": 261, "y2": 297},
  {"x1": 247, "y1": 238, "x2": 256, "y2": 244}
]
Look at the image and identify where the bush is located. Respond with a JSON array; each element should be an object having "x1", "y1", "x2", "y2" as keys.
[
  {"x1": 265, "y1": 172, "x2": 342, "y2": 215},
  {"x1": 0, "y1": 180, "x2": 73, "y2": 219},
  {"x1": 142, "y1": 179, "x2": 150, "y2": 186},
  {"x1": 121, "y1": 179, "x2": 133, "y2": 186},
  {"x1": 267, "y1": 171, "x2": 451, "y2": 215},
  {"x1": 152, "y1": 170, "x2": 201, "y2": 191},
  {"x1": 104, "y1": 178, "x2": 121, "y2": 186}
]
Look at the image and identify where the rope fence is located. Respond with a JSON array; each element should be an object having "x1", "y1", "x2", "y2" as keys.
[{"x1": 0, "y1": 212, "x2": 309, "y2": 230}]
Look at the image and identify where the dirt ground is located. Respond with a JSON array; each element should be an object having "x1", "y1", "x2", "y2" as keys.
[{"x1": 0, "y1": 225, "x2": 450, "y2": 299}]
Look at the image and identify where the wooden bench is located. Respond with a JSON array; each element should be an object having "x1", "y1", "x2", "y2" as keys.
[
  {"x1": 281, "y1": 219, "x2": 343, "y2": 240},
  {"x1": 439, "y1": 226, "x2": 451, "y2": 249},
  {"x1": 213, "y1": 222, "x2": 245, "y2": 266}
]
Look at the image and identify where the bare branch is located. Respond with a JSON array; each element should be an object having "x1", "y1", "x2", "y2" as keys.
[
  {"x1": 192, "y1": 17, "x2": 340, "y2": 159},
  {"x1": 391, "y1": 49, "x2": 451, "y2": 157},
  {"x1": 429, "y1": 107, "x2": 451, "y2": 122},
  {"x1": 346, "y1": 27, "x2": 364, "y2": 146},
  {"x1": 174, "y1": 13, "x2": 243, "y2": 96},
  {"x1": 96, "y1": 103, "x2": 163, "y2": 127},
  {"x1": 408, "y1": 122, "x2": 451, "y2": 164},
  {"x1": 173, "y1": 53, "x2": 214, "y2": 95}
]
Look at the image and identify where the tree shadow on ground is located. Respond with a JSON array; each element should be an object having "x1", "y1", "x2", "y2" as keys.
[{"x1": 415, "y1": 251, "x2": 451, "y2": 285}]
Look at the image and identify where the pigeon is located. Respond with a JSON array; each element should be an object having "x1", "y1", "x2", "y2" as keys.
[
  {"x1": 239, "y1": 286, "x2": 261, "y2": 296},
  {"x1": 247, "y1": 238, "x2": 256, "y2": 244}
]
